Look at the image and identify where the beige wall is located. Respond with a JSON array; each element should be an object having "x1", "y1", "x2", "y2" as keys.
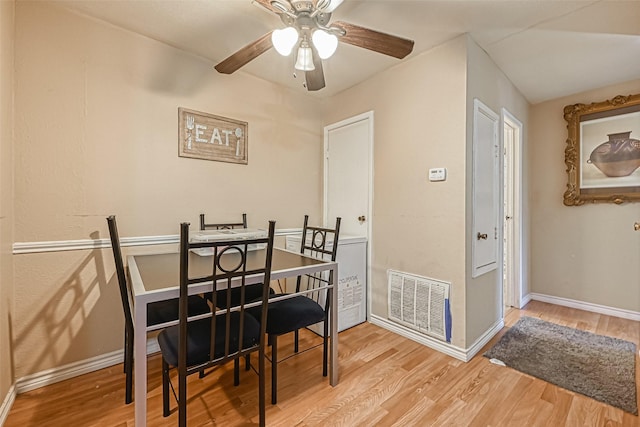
[
  {"x1": 6, "y1": 0, "x2": 638, "y2": 389},
  {"x1": 530, "y1": 79, "x2": 640, "y2": 312},
  {"x1": 325, "y1": 36, "x2": 469, "y2": 348},
  {"x1": 464, "y1": 36, "x2": 529, "y2": 345},
  {"x1": 1, "y1": 0, "x2": 16, "y2": 402},
  {"x1": 324, "y1": 35, "x2": 531, "y2": 349},
  {"x1": 11, "y1": 2, "x2": 325, "y2": 378}
]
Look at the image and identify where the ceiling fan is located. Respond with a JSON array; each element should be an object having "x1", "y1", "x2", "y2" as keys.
[{"x1": 214, "y1": 0, "x2": 415, "y2": 91}]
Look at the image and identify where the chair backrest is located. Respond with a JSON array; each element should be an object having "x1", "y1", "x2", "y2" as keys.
[
  {"x1": 296, "y1": 215, "x2": 341, "y2": 301},
  {"x1": 199, "y1": 213, "x2": 247, "y2": 230},
  {"x1": 178, "y1": 220, "x2": 275, "y2": 374},
  {"x1": 106, "y1": 215, "x2": 134, "y2": 332}
]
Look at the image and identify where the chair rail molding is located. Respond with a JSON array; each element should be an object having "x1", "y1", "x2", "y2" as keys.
[{"x1": 13, "y1": 228, "x2": 302, "y2": 254}]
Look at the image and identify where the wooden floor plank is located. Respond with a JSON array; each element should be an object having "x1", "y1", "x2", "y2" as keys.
[{"x1": 5, "y1": 301, "x2": 639, "y2": 426}]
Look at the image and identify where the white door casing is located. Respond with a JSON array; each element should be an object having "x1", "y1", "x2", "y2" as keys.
[{"x1": 502, "y1": 108, "x2": 524, "y2": 308}]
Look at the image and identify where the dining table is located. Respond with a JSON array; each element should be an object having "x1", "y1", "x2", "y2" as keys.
[{"x1": 127, "y1": 247, "x2": 339, "y2": 426}]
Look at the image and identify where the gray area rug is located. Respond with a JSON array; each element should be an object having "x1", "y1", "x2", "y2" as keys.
[{"x1": 484, "y1": 316, "x2": 638, "y2": 415}]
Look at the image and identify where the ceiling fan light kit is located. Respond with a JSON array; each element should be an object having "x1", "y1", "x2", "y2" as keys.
[
  {"x1": 272, "y1": 26, "x2": 337, "y2": 61},
  {"x1": 215, "y1": 0, "x2": 415, "y2": 91}
]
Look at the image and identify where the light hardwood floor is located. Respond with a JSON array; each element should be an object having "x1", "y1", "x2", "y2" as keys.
[{"x1": 5, "y1": 300, "x2": 640, "y2": 426}]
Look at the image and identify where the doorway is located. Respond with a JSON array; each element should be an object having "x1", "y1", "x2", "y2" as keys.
[
  {"x1": 324, "y1": 111, "x2": 373, "y2": 324},
  {"x1": 502, "y1": 109, "x2": 523, "y2": 310}
]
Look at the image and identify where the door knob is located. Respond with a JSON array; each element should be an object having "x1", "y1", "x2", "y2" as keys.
[
  {"x1": 358, "y1": 215, "x2": 366, "y2": 223},
  {"x1": 635, "y1": 222, "x2": 640, "y2": 231},
  {"x1": 477, "y1": 232, "x2": 488, "y2": 240}
]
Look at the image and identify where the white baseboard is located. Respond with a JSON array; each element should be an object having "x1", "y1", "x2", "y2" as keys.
[
  {"x1": 528, "y1": 293, "x2": 640, "y2": 321},
  {"x1": 464, "y1": 318, "x2": 505, "y2": 361},
  {"x1": 0, "y1": 384, "x2": 16, "y2": 426},
  {"x1": 520, "y1": 292, "x2": 532, "y2": 309},
  {"x1": 15, "y1": 337, "x2": 160, "y2": 394},
  {"x1": 369, "y1": 315, "x2": 503, "y2": 362},
  {"x1": 16, "y1": 350, "x2": 124, "y2": 394}
]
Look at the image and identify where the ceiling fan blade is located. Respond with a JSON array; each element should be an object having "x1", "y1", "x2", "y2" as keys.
[
  {"x1": 252, "y1": 0, "x2": 278, "y2": 13},
  {"x1": 333, "y1": 21, "x2": 414, "y2": 59},
  {"x1": 214, "y1": 31, "x2": 274, "y2": 74},
  {"x1": 305, "y1": 47, "x2": 325, "y2": 91}
]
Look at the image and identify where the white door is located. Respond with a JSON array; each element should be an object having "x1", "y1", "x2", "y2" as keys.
[
  {"x1": 472, "y1": 99, "x2": 500, "y2": 278},
  {"x1": 324, "y1": 112, "x2": 373, "y2": 325},
  {"x1": 324, "y1": 112, "x2": 372, "y2": 239}
]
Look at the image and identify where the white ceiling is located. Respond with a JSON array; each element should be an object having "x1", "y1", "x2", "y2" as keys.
[{"x1": 50, "y1": 0, "x2": 640, "y2": 104}]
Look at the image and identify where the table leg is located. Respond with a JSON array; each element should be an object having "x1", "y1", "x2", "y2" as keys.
[
  {"x1": 134, "y1": 299, "x2": 148, "y2": 426},
  {"x1": 330, "y1": 263, "x2": 338, "y2": 386}
]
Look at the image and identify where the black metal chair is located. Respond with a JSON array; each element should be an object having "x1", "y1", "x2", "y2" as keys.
[
  {"x1": 248, "y1": 215, "x2": 340, "y2": 404},
  {"x1": 157, "y1": 221, "x2": 276, "y2": 427},
  {"x1": 199, "y1": 213, "x2": 271, "y2": 309},
  {"x1": 106, "y1": 215, "x2": 211, "y2": 404},
  {"x1": 199, "y1": 213, "x2": 247, "y2": 230}
]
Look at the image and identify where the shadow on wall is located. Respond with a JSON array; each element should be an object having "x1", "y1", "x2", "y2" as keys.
[
  {"x1": 141, "y1": 42, "x2": 212, "y2": 96},
  {"x1": 8, "y1": 312, "x2": 15, "y2": 386},
  {"x1": 13, "y1": 231, "x2": 123, "y2": 385}
]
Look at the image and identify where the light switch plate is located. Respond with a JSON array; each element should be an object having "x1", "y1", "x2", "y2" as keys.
[{"x1": 429, "y1": 168, "x2": 447, "y2": 182}]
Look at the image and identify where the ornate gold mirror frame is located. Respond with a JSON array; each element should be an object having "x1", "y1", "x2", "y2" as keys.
[{"x1": 563, "y1": 93, "x2": 640, "y2": 206}]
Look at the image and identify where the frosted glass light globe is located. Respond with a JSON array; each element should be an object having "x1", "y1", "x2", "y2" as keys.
[
  {"x1": 272, "y1": 27, "x2": 299, "y2": 56},
  {"x1": 312, "y1": 29, "x2": 338, "y2": 59}
]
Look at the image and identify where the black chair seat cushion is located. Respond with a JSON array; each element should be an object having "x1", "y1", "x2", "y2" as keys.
[
  {"x1": 248, "y1": 294, "x2": 325, "y2": 336},
  {"x1": 157, "y1": 312, "x2": 260, "y2": 368},
  {"x1": 147, "y1": 295, "x2": 210, "y2": 327},
  {"x1": 205, "y1": 283, "x2": 274, "y2": 309}
]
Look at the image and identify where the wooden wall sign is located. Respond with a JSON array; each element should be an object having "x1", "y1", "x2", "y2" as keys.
[{"x1": 178, "y1": 107, "x2": 248, "y2": 164}]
